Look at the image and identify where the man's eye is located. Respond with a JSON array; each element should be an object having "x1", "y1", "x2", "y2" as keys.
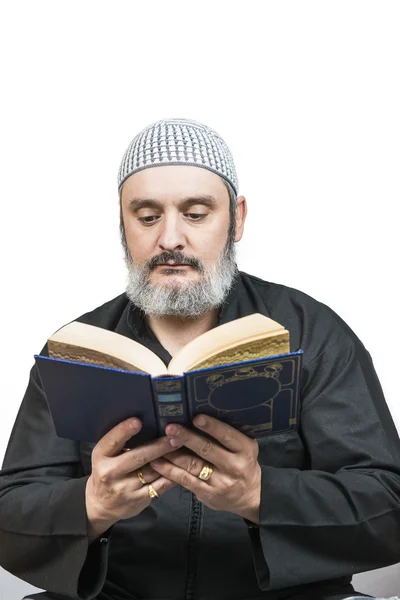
[
  {"x1": 186, "y1": 213, "x2": 206, "y2": 221},
  {"x1": 138, "y1": 216, "x2": 159, "y2": 224},
  {"x1": 137, "y1": 214, "x2": 206, "y2": 224}
]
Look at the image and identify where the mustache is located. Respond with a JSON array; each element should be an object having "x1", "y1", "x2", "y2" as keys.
[{"x1": 147, "y1": 252, "x2": 204, "y2": 272}]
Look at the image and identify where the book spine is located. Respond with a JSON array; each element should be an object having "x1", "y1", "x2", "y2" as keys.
[{"x1": 151, "y1": 376, "x2": 189, "y2": 437}]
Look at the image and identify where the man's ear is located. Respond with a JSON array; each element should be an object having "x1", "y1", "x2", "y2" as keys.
[{"x1": 234, "y1": 195, "x2": 247, "y2": 242}]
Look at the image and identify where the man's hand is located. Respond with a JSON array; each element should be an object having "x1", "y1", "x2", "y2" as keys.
[
  {"x1": 85, "y1": 418, "x2": 182, "y2": 541},
  {"x1": 149, "y1": 415, "x2": 261, "y2": 524}
]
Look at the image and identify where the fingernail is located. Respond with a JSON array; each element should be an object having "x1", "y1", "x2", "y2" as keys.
[
  {"x1": 129, "y1": 419, "x2": 140, "y2": 430},
  {"x1": 170, "y1": 438, "x2": 181, "y2": 447},
  {"x1": 151, "y1": 459, "x2": 162, "y2": 467},
  {"x1": 194, "y1": 416, "x2": 206, "y2": 427},
  {"x1": 166, "y1": 425, "x2": 178, "y2": 436}
]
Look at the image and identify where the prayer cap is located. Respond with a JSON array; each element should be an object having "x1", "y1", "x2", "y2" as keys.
[{"x1": 118, "y1": 118, "x2": 238, "y2": 195}]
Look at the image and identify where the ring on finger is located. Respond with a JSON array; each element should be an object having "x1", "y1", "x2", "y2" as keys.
[
  {"x1": 137, "y1": 471, "x2": 147, "y2": 485},
  {"x1": 197, "y1": 462, "x2": 213, "y2": 482},
  {"x1": 148, "y1": 483, "x2": 159, "y2": 499}
]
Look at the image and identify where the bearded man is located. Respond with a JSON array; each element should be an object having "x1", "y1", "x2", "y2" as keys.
[{"x1": 1, "y1": 118, "x2": 400, "y2": 600}]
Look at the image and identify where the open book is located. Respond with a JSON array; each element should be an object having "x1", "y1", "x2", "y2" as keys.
[
  {"x1": 35, "y1": 313, "x2": 303, "y2": 447},
  {"x1": 47, "y1": 313, "x2": 291, "y2": 375}
]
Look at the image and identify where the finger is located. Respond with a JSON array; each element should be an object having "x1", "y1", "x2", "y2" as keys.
[
  {"x1": 191, "y1": 415, "x2": 250, "y2": 453},
  {"x1": 116, "y1": 435, "x2": 183, "y2": 477},
  {"x1": 93, "y1": 418, "x2": 142, "y2": 458},
  {"x1": 149, "y1": 458, "x2": 210, "y2": 496},
  {"x1": 132, "y1": 463, "x2": 163, "y2": 487},
  {"x1": 160, "y1": 450, "x2": 205, "y2": 478},
  {"x1": 165, "y1": 423, "x2": 229, "y2": 469},
  {"x1": 137, "y1": 476, "x2": 178, "y2": 502}
]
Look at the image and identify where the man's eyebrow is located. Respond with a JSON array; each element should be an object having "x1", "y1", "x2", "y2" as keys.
[{"x1": 128, "y1": 195, "x2": 218, "y2": 211}]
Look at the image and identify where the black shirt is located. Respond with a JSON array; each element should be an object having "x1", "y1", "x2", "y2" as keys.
[{"x1": 1, "y1": 272, "x2": 400, "y2": 600}]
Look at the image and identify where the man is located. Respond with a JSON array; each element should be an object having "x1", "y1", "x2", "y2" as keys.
[{"x1": 0, "y1": 118, "x2": 400, "y2": 600}]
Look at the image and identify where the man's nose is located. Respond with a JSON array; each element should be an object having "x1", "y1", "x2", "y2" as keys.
[{"x1": 157, "y1": 215, "x2": 186, "y2": 252}]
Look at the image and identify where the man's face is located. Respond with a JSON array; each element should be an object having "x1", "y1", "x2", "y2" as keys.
[{"x1": 119, "y1": 165, "x2": 246, "y2": 317}]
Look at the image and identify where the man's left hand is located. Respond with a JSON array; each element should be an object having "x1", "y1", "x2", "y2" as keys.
[{"x1": 150, "y1": 415, "x2": 261, "y2": 524}]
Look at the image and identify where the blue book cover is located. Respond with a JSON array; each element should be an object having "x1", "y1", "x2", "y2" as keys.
[{"x1": 34, "y1": 350, "x2": 303, "y2": 448}]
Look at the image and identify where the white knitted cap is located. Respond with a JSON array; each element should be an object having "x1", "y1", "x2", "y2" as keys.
[{"x1": 118, "y1": 118, "x2": 238, "y2": 195}]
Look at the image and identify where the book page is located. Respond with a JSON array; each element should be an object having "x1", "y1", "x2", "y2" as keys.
[
  {"x1": 49, "y1": 321, "x2": 167, "y2": 375},
  {"x1": 168, "y1": 313, "x2": 288, "y2": 374},
  {"x1": 183, "y1": 333, "x2": 290, "y2": 372}
]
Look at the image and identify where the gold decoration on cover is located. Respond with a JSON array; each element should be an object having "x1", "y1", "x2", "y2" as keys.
[
  {"x1": 159, "y1": 404, "x2": 184, "y2": 417},
  {"x1": 154, "y1": 379, "x2": 182, "y2": 392},
  {"x1": 206, "y1": 362, "x2": 283, "y2": 396},
  {"x1": 189, "y1": 354, "x2": 300, "y2": 438},
  {"x1": 190, "y1": 333, "x2": 290, "y2": 372}
]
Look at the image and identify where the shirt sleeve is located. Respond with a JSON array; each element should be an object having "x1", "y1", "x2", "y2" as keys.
[
  {"x1": 247, "y1": 329, "x2": 400, "y2": 591},
  {"x1": 0, "y1": 359, "x2": 110, "y2": 599}
]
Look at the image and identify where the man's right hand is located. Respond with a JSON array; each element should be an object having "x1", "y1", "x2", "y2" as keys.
[{"x1": 85, "y1": 417, "x2": 179, "y2": 541}]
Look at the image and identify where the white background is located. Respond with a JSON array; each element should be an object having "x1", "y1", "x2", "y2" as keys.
[
  {"x1": 0, "y1": 0, "x2": 399, "y2": 467},
  {"x1": 0, "y1": 1, "x2": 399, "y2": 595},
  {"x1": 2, "y1": 0, "x2": 399, "y2": 460},
  {"x1": 1, "y1": 0, "x2": 399, "y2": 456},
  {"x1": 0, "y1": 0, "x2": 400, "y2": 596}
]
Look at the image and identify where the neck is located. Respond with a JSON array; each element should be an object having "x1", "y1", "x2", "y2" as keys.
[{"x1": 146, "y1": 309, "x2": 220, "y2": 357}]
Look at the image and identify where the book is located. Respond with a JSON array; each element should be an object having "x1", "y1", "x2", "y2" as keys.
[{"x1": 34, "y1": 313, "x2": 303, "y2": 448}]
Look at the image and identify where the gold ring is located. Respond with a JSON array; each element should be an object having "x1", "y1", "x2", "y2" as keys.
[
  {"x1": 197, "y1": 462, "x2": 213, "y2": 481},
  {"x1": 148, "y1": 484, "x2": 159, "y2": 499},
  {"x1": 137, "y1": 471, "x2": 147, "y2": 485}
]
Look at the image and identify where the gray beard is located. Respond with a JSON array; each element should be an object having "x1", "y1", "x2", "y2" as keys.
[{"x1": 122, "y1": 239, "x2": 238, "y2": 318}]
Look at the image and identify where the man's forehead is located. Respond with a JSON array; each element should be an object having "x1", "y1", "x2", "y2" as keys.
[{"x1": 121, "y1": 164, "x2": 229, "y2": 201}]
